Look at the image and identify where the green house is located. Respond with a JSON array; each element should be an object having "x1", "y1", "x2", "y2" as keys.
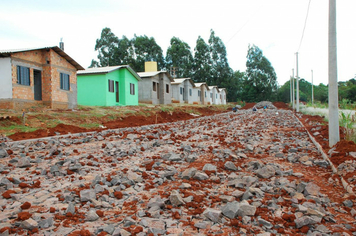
[{"x1": 77, "y1": 65, "x2": 141, "y2": 106}]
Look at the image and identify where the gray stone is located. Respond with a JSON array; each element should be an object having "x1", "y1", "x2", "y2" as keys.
[
  {"x1": 295, "y1": 216, "x2": 320, "y2": 228},
  {"x1": 221, "y1": 201, "x2": 239, "y2": 219},
  {"x1": 304, "y1": 182, "x2": 320, "y2": 196},
  {"x1": 20, "y1": 218, "x2": 38, "y2": 230},
  {"x1": 237, "y1": 201, "x2": 256, "y2": 217},
  {"x1": 314, "y1": 160, "x2": 329, "y2": 168},
  {"x1": 80, "y1": 189, "x2": 96, "y2": 202},
  {"x1": 18, "y1": 157, "x2": 31, "y2": 168},
  {"x1": 124, "y1": 217, "x2": 136, "y2": 227},
  {"x1": 232, "y1": 190, "x2": 245, "y2": 198},
  {"x1": 258, "y1": 218, "x2": 273, "y2": 229},
  {"x1": 86, "y1": 209, "x2": 99, "y2": 221},
  {"x1": 38, "y1": 217, "x2": 53, "y2": 229},
  {"x1": 66, "y1": 202, "x2": 75, "y2": 214},
  {"x1": 169, "y1": 190, "x2": 185, "y2": 207},
  {"x1": 203, "y1": 208, "x2": 222, "y2": 223},
  {"x1": 343, "y1": 199, "x2": 353, "y2": 208},
  {"x1": 0, "y1": 149, "x2": 8, "y2": 158},
  {"x1": 194, "y1": 221, "x2": 209, "y2": 229},
  {"x1": 147, "y1": 196, "x2": 165, "y2": 209},
  {"x1": 202, "y1": 164, "x2": 217, "y2": 172},
  {"x1": 256, "y1": 165, "x2": 276, "y2": 179},
  {"x1": 145, "y1": 219, "x2": 166, "y2": 235},
  {"x1": 50, "y1": 165, "x2": 60, "y2": 174},
  {"x1": 181, "y1": 167, "x2": 197, "y2": 179},
  {"x1": 224, "y1": 161, "x2": 238, "y2": 171},
  {"x1": 193, "y1": 171, "x2": 209, "y2": 180}
]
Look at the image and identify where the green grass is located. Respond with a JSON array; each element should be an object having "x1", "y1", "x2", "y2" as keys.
[{"x1": 1, "y1": 125, "x2": 38, "y2": 136}]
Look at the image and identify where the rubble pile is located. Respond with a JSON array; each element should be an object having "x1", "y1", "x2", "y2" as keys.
[{"x1": 0, "y1": 110, "x2": 355, "y2": 235}]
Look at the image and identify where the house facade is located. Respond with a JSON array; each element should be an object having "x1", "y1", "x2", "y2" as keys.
[
  {"x1": 0, "y1": 46, "x2": 83, "y2": 110},
  {"x1": 77, "y1": 65, "x2": 141, "y2": 106},
  {"x1": 137, "y1": 62, "x2": 173, "y2": 105},
  {"x1": 209, "y1": 86, "x2": 220, "y2": 105},
  {"x1": 219, "y1": 88, "x2": 227, "y2": 104},
  {"x1": 171, "y1": 78, "x2": 195, "y2": 104},
  {"x1": 194, "y1": 82, "x2": 210, "y2": 105}
]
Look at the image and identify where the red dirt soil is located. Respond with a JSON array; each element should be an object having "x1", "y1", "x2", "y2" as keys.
[{"x1": 7, "y1": 107, "x2": 226, "y2": 141}]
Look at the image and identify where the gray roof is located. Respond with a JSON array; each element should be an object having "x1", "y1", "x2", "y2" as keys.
[
  {"x1": 195, "y1": 82, "x2": 210, "y2": 90},
  {"x1": 171, "y1": 78, "x2": 195, "y2": 87},
  {"x1": 0, "y1": 46, "x2": 84, "y2": 70},
  {"x1": 137, "y1": 71, "x2": 174, "y2": 82},
  {"x1": 78, "y1": 65, "x2": 141, "y2": 81}
]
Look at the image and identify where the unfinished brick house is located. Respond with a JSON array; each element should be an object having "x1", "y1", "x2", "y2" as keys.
[{"x1": 0, "y1": 46, "x2": 84, "y2": 110}]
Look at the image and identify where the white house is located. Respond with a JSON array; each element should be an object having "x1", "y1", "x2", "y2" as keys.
[
  {"x1": 208, "y1": 86, "x2": 220, "y2": 105},
  {"x1": 219, "y1": 88, "x2": 227, "y2": 104},
  {"x1": 194, "y1": 82, "x2": 210, "y2": 104},
  {"x1": 171, "y1": 78, "x2": 195, "y2": 104}
]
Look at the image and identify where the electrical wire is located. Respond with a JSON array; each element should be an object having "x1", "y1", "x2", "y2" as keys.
[{"x1": 297, "y1": 0, "x2": 312, "y2": 52}]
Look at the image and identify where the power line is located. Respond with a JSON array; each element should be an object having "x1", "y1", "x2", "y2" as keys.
[{"x1": 297, "y1": 0, "x2": 312, "y2": 52}]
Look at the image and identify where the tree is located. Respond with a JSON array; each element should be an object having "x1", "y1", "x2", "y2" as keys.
[
  {"x1": 243, "y1": 44, "x2": 278, "y2": 102},
  {"x1": 226, "y1": 70, "x2": 245, "y2": 102},
  {"x1": 165, "y1": 37, "x2": 194, "y2": 78},
  {"x1": 130, "y1": 35, "x2": 165, "y2": 72},
  {"x1": 192, "y1": 36, "x2": 212, "y2": 83},
  {"x1": 93, "y1": 27, "x2": 120, "y2": 67},
  {"x1": 208, "y1": 29, "x2": 233, "y2": 87}
]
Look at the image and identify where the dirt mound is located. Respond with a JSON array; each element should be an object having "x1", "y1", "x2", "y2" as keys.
[
  {"x1": 273, "y1": 102, "x2": 291, "y2": 110},
  {"x1": 8, "y1": 124, "x2": 90, "y2": 141},
  {"x1": 240, "y1": 103, "x2": 256, "y2": 110},
  {"x1": 7, "y1": 108, "x2": 226, "y2": 141}
]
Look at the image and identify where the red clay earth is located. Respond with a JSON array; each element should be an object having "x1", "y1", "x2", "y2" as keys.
[{"x1": 7, "y1": 107, "x2": 226, "y2": 141}]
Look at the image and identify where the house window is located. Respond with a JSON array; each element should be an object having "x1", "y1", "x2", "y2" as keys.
[
  {"x1": 60, "y1": 73, "x2": 70, "y2": 90},
  {"x1": 130, "y1": 83, "x2": 135, "y2": 95},
  {"x1": 210, "y1": 93, "x2": 212, "y2": 98},
  {"x1": 17, "y1": 66, "x2": 30, "y2": 86},
  {"x1": 180, "y1": 87, "x2": 183, "y2": 95},
  {"x1": 166, "y1": 84, "x2": 169, "y2": 93},
  {"x1": 205, "y1": 91, "x2": 207, "y2": 97},
  {"x1": 108, "y1": 79, "x2": 114, "y2": 92},
  {"x1": 153, "y1": 82, "x2": 157, "y2": 91},
  {"x1": 216, "y1": 94, "x2": 217, "y2": 99},
  {"x1": 198, "y1": 90, "x2": 201, "y2": 97},
  {"x1": 189, "y1": 89, "x2": 192, "y2": 96}
]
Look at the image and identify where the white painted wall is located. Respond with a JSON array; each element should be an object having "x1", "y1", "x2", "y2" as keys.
[{"x1": 0, "y1": 58, "x2": 12, "y2": 99}]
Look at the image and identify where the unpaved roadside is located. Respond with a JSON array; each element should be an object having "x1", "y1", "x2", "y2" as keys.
[{"x1": 0, "y1": 109, "x2": 355, "y2": 235}]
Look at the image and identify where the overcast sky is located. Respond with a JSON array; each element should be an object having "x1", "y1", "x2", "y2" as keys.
[{"x1": 1, "y1": 0, "x2": 355, "y2": 87}]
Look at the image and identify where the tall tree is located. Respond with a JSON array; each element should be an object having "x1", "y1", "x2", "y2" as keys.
[
  {"x1": 131, "y1": 35, "x2": 165, "y2": 72},
  {"x1": 92, "y1": 27, "x2": 120, "y2": 67},
  {"x1": 165, "y1": 37, "x2": 193, "y2": 78},
  {"x1": 192, "y1": 36, "x2": 212, "y2": 83},
  {"x1": 243, "y1": 44, "x2": 278, "y2": 102},
  {"x1": 225, "y1": 70, "x2": 245, "y2": 102},
  {"x1": 208, "y1": 29, "x2": 233, "y2": 86}
]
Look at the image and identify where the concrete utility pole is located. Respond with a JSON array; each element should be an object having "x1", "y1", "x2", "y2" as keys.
[
  {"x1": 292, "y1": 69, "x2": 295, "y2": 110},
  {"x1": 290, "y1": 76, "x2": 292, "y2": 105},
  {"x1": 296, "y1": 52, "x2": 300, "y2": 112},
  {"x1": 328, "y1": 0, "x2": 339, "y2": 147},
  {"x1": 311, "y1": 70, "x2": 314, "y2": 105}
]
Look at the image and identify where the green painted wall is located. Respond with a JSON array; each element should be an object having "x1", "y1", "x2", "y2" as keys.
[{"x1": 77, "y1": 68, "x2": 139, "y2": 106}]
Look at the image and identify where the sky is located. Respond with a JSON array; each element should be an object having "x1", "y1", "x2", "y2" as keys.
[{"x1": 1, "y1": 0, "x2": 355, "y2": 87}]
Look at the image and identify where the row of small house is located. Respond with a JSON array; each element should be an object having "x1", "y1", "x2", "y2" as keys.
[{"x1": 0, "y1": 46, "x2": 227, "y2": 110}]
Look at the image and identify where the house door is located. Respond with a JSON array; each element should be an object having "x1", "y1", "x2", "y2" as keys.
[
  {"x1": 156, "y1": 83, "x2": 159, "y2": 99},
  {"x1": 34, "y1": 70, "x2": 42, "y2": 101},
  {"x1": 115, "y1": 82, "x2": 119, "y2": 103}
]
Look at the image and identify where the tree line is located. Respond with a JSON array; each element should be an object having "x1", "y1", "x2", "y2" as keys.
[
  {"x1": 90, "y1": 27, "x2": 278, "y2": 103},
  {"x1": 278, "y1": 77, "x2": 356, "y2": 105}
]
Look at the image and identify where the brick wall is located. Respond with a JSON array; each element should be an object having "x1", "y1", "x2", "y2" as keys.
[{"x1": 9, "y1": 48, "x2": 78, "y2": 110}]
